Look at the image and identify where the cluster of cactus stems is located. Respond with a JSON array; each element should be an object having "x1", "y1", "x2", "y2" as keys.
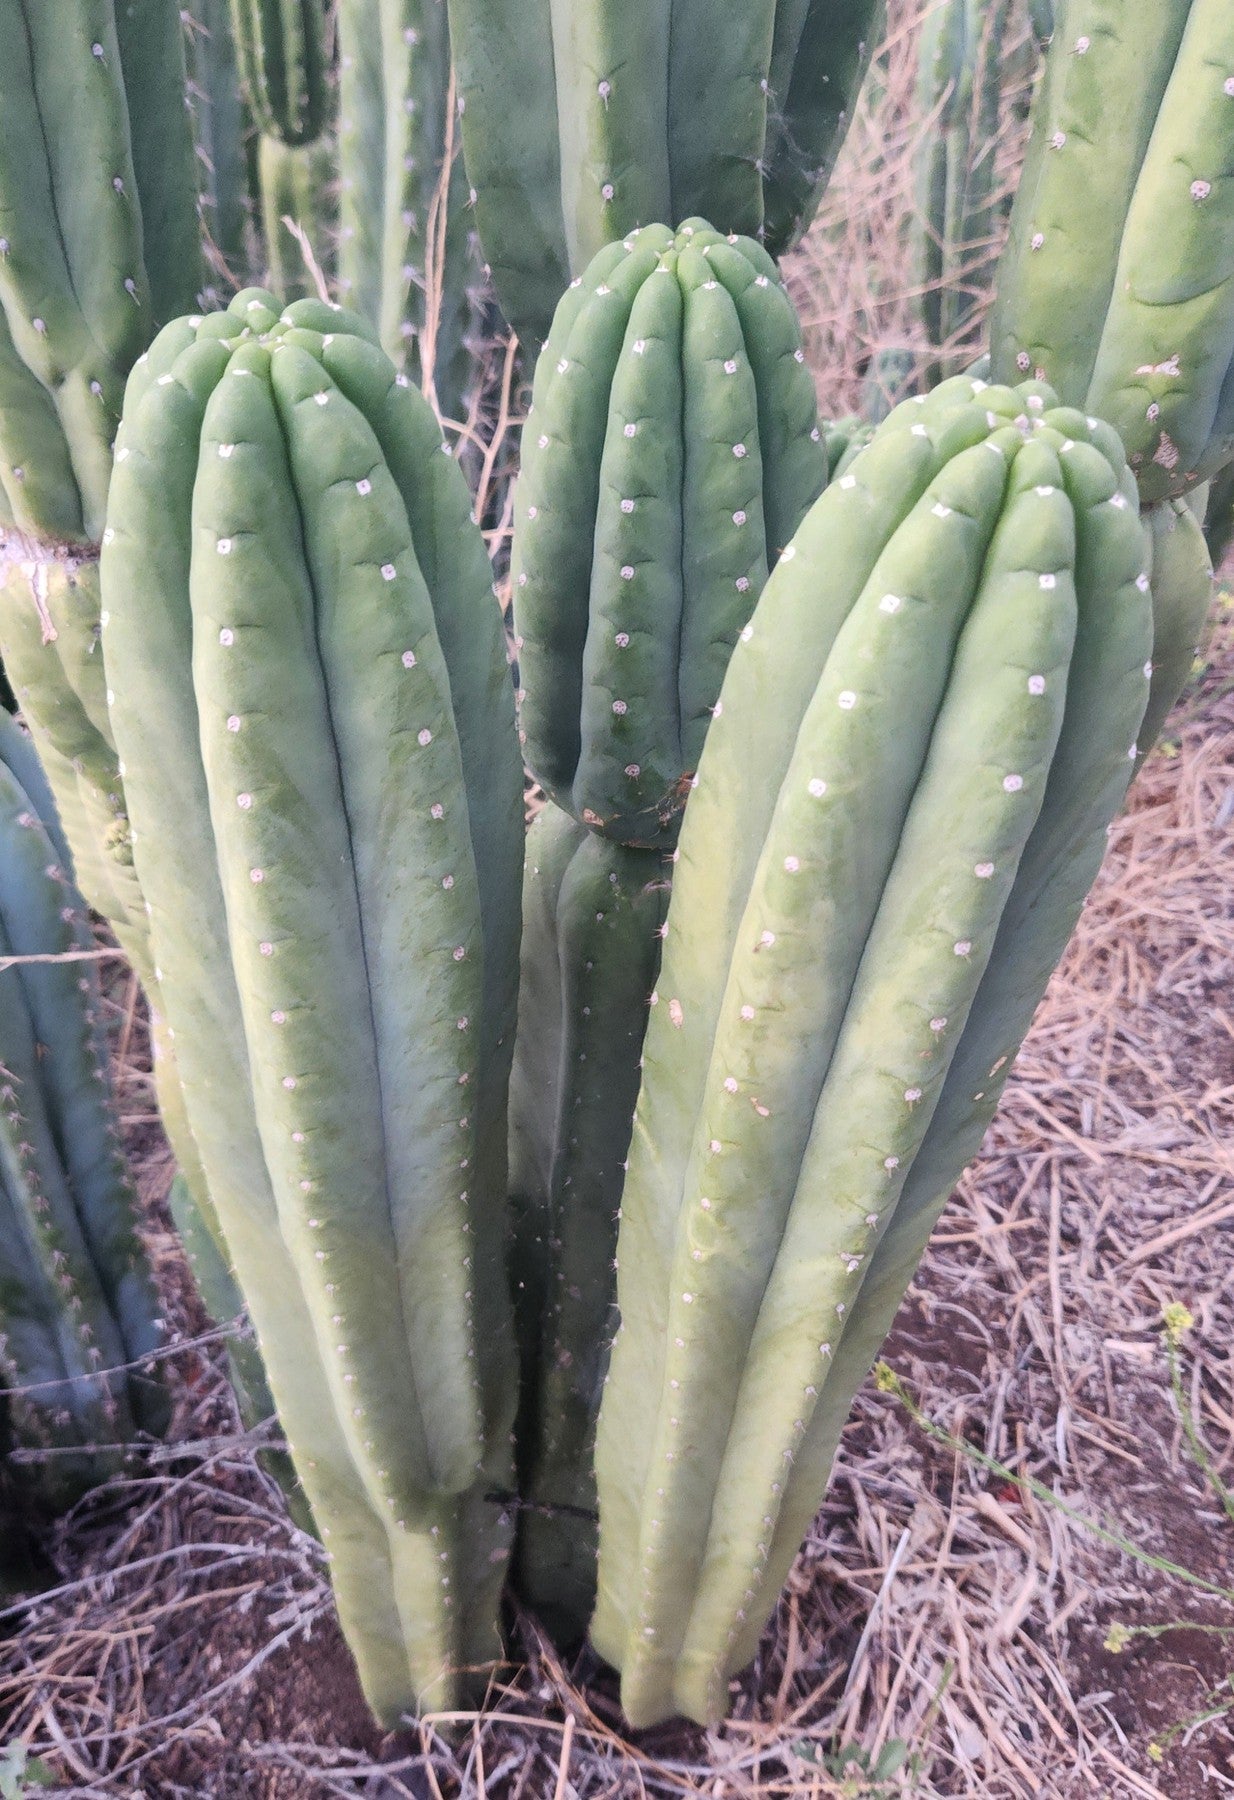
[
  {"x1": 0, "y1": 706, "x2": 167, "y2": 1514},
  {"x1": 0, "y1": 0, "x2": 1229, "y2": 1743},
  {"x1": 447, "y1": 0, "x2": 886, "y2": 344}
]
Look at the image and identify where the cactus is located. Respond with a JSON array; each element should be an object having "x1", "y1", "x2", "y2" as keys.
[
  {"x1": 230, "y1": 0, "x2": 334, "y2": 295},
  {"x1": 1203, "y1": 463, "x2": 1234, "y2": 571},
  {"x1": 508, "y1": 803, "x2": 670, "y2": 1644},
  {"x1": 914, "y1": 0, "x2": 1016, "y2": 380},
  {"x1": 99, "y1": 289, "x2": 524, "y2": 1721},
  {"x1": 591, "y1": 375, "x2": 1158, "y2": 1728},
  {"x1": 0, "y1": 706, "x2": 168, "y2": 1515},
  {"x1": 337, "y1": 0, "x2": 486, "y2": 427},
  {"x1": 185, "y1": 0, "x2": 255, "y2": 289},
  {"x1": 446, "y1": 0, "x2": 884, "y2": 344},
  {"x1": 991, "y1": 0, "x2": 1234, "y2": 503},
  {"x1": 511, "y1": 222, "x2": 826, "y2": 848}
]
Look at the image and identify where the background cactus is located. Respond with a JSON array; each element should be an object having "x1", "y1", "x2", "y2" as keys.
[
  {"x1": 508, "y1": 804, "x2": 670, "y2": 1644},
  {"x1": 914, "y1": 0, "x2": 1017, "y2": 381},
  {"x1": 0, "y1": 707, "x2": 168, "y2": 1517},
  {"x1": 99, "y1": 289, "x2": 524, "y2": 1721},
  {"x1": 592, "y1": 376, "x2": 1159, "y2": 1728},
  {"x1": 446, "y1": 0, "x2": 885, "y2": 344},
  {"x1": 337, "y1": 0, "x2": 486, "y2": 427},
  {"x1": 511, "y1": 222, "x2": 826, "y2": 847},
  {"x1": 228, "y1": 0, "x2": 334, "y2": 298},
  {"x1": 991, "y1": 0, "x2": 1234, "y2": 504}
]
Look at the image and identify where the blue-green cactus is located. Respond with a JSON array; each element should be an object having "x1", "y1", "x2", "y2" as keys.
[
  {"x1": 99, "y1": 289, "x2": 524, "y2": 1721},
  {"x1": 593, "y1": 375, "x2": 1157, "y2": 1728},
  {"x1": 511, "y1": 222, "x2": 826, "y2": 847}
]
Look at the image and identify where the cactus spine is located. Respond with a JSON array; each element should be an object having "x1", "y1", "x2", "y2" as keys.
[
  {"x1": 509, "y1": 804, "x2": 669, "y2": 1642},
  {"x1": 99, "y1": 290, "x2": 524, "y2": 1720},
  {"x1": 0, "y1": 708, "x2": 168, "y2": 1514},
  {"x1": 592, "y1": 377, "x2": 1156, "y2": 1727},
  {"x1": 512, "y1": 223, "x2": 826, "y2": 847},
  {"x1": 991, "y1": 0, "x2": 1234, "y2": 503},
  {"x1": 446, "y1": 0, "x2": 882, "y2": 343}
]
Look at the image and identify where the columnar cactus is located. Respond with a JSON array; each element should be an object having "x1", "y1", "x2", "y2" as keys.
[
  {"x1": 446, "y1": 0, "x2": 885, "y2": 343},
  {"x1": 508, "y1": 804, "x2": 669, "y2": 1642},
  {"x1": 991, "y1": 0, "x2": 1234, "y2": 503},
  {"x1": 0, "y1": 0, "x2": 203, "y2": 920},
  {"x1": 229, "y1": 0, "x2": 334, "y2": 295},
  {"x1": 337, "y1": 0, "x2": 486, "y2": 425},
  {"x1": 185, "y1": 0, "x2": 255, "y2": 288},
  {"x1": 0, "y1": 708, "x2": 168, "y2": 1515},
  {"x1": 592, "y1": 375, "x2": 1158, "y2": 1728},
  {"x1": 914, "y1": 0, "x2": 1017, "y2": 377},
  {"x1": 99, "y1": 289, "x2": 525, "y2": 1720},
  {"x1": 511, "y1": 223, "x2": 827, "y2": 847}
]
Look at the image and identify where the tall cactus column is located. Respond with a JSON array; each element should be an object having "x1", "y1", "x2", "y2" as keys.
[
  {"x1": 0, "y1": 709, "x2": 168, "y2": 1516},
  {"x1": 337, "y1": 0, "x2": 486, "y2": 426},
  {"x1": 100, "y1": 290, "x2": 524, "y2": 1722},
  {"x1": 511, "y1": 222, "x2": 827, "y2": 847},
  {"x1": 593, "y1": 376, "x2": 1157, "y2": 1728},
  {"x1": 508, "y1": 805, "x2": 670, "y2": 1642}
]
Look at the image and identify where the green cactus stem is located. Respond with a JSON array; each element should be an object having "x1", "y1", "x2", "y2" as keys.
[
  {"x1": 1204, "y1": 462, "x2": 1234, "y2": 569},
  {"x1": 508, "y1": 803, "x2": 669, "y2": 1645},
  {"x1": 592, "y1": 376, "x2": 1155, "y2": 1728},
  {"x1": 0, "y1": 709, "x2": 168, "y2": 1514},
  {"x1": 914, "y1": 0, "x2": 1015, "y2": 381},
  {"x1": 991, "y1": 0, "x2": 1234, "y2": 504},
  {"x1": 228, "y1": 0, "x2": 327, "y2": 146},
  {"x1": 185, "y1": 0, "x2": 255, "y2": 287},
  {"x1": 511, "y1": 223, "x2": 825, "y2": 848},
  {"x1": 99, "y1": 290, "x2": 523, "y2": 1721},
  {"x1": 1137, "y1": 496, "x2": 1215, "y2": 761},
  {"x1": 447, "y1": 0, "x2": 882, "y2": 344}
]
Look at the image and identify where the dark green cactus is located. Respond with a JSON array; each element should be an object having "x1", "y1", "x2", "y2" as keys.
[
  {"x1": 230, "y1": 0, "x2": 334, "y2": 295},
  {"x1": 592, "y1": 375, "x2": 1158, "y2": 1728},
  {"x1": 185, "y1": 0, "x2": 255, "y2": 287},
  {"x1": 511, "y1": 222, "x2": 826, "y2": 848},
  {"x1": 991, "y1": 0, "x2": 1234, "y2": 503},
  {"x1": 0, "y1": 707, "x2": 168, "y2": 1515},
  {"x1": 1203, "y1": 462, "x2": 1234, "y2": 571},
  {"x1": 508, "y1": 803, "x2": 669, "y2": 1644},
  {"x1": 228, "y1": 0, "x2": 328, "y2": 146},
  {"x1": 446, "y1": 0, "x2": 884, "y2": 344},
  {"x1": 99, "y1": 289, "x2": 524, "y2": 1721}
]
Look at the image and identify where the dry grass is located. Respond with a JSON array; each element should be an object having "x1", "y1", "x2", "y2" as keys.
[{"x1": 3, "y1": 4, "x2": 1233, "y2": 1794}]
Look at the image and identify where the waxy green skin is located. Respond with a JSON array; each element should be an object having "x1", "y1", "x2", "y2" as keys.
[
  {"x1": 512, "y1": 223, "x2": 826, "y2": 849},
  {"x1": 0, "y1": 710, "x2": 168, "y2": 1514},
  {"x1": 446, "y1": 0, "x2": 881, "y2": 344},
  {"x1": 592, "y1": 378, "x2": 1155, "y2": 1728},
  {"x1": 991, "y1": 0, "x2": 1234, "y2": 503},
  {"x1": 508, "y1": 804, "x2": 670, "y2": 1644},
  {"x1": 100, "y1": 290, "x2": 523, "y2": 1722}
]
